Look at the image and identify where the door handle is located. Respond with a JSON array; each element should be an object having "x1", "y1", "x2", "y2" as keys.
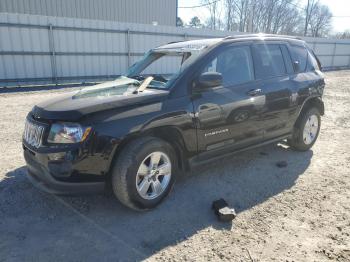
[{"x1": 247, "y1": 88, "x2": 262, "y2": 96}]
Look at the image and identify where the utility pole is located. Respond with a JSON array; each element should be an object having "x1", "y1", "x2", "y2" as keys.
[{"x1": 304, "y1": 0, "x2": 310, "y2": 36}]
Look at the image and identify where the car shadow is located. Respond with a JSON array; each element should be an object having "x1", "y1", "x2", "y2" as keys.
[{"x1": 1, "y1": 142, "x2": 312, "y2": 261}]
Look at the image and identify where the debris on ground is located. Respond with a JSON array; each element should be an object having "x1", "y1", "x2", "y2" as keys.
[
  {"x1": 212, "y1": 199, "x2": 236, "y2": 222},
  {"x1": 276, "y1": 161, "x2": 288, "y2": 168}
]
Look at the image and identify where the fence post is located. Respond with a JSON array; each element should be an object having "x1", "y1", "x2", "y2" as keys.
[
  {"x1": 126, "y1": 29, "x2": 131, "y2": 68},
  {"x1": 312, "y1": 42, "x2": 316, "y2": 51},
  {"x1": 331, "y1": 42, "x2": 336, "y2": 69},
  {"x1": 48, "y1": 24, "x2": 58, "y2": 84}
]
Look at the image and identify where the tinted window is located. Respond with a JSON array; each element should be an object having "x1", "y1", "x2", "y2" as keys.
[
  {"x1": 201, "y1": 46, "x2": 254, "y2": 86},
  {"x1": 306, "y1": 50, "x2": 320, "y2": 71},
  {"x1": 253, "y1": 44, "x2": 287, "y2": 79},
  {"x1": 290, "y1": 45, "x2": 308, "y2": 73}
]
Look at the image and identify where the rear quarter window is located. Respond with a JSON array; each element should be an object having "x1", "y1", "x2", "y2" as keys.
[
  {"x1": 306, "y1": 50, "x2": 321, "y2": 71},
  {"x1": 290, "y1": 45, "x2": 308, "y2": 73}
]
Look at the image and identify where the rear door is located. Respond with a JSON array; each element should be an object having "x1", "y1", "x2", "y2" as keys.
[
  {"x1": 288, "y1": 44, "x2": 325, "y2": 122},
  {"x1": 251, "y1": 42, "x2": 297, "y2": 140}
]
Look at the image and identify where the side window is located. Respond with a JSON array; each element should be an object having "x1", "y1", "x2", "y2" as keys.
[
  {"x1": 306, "y1": 50, "x2": 320, "y2": 71},
  {"x1": 252, "y1": 44, "x2": 287, "y2": 79},
  {"x1": 201, "y1": 46, "x2": 254, "y2": 87},
  {"x1": 290, "y1": 45, "x2": 308, "y2": 73}
]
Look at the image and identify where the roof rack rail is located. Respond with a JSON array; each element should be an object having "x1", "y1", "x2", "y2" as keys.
[{"x1": 224, "y1": 34, "x2": 302, "y2": 40}]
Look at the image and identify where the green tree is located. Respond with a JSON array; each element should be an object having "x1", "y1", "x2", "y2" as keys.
[
  {"x1": 176, "y1": 17, "x2": 184, "y2": 27},
  {"x1": 189, "y1": 16, "x2": 202, "y2": 28}
]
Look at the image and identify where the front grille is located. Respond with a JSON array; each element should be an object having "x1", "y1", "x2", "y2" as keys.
[{"x1": 23, "y1": 119, "x2": 45, "y2": 148}]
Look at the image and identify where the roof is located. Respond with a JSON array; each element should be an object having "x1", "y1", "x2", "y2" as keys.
[
  {"x1": 225, "y1": 33, "x2": 302, "y2": 40},
  {"x1": 154, "y1": 34, "x2": 304, "y2": 52},
  {"x1": 154, "y1": 38, "x2": 224, "y2": 52}
]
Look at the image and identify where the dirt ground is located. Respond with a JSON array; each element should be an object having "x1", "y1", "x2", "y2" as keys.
[{"x1": 0, "y1": 70, "x2": 349, "y2": 262}]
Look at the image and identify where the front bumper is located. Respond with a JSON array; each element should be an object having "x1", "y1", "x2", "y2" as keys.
[{"x1": 23, "y1": 144, "x2": 105, "y2": 195}]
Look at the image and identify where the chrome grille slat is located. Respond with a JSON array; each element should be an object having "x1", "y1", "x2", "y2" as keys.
[{"x1": 23, "y1": 119, "x2": 45, "y2": 148}]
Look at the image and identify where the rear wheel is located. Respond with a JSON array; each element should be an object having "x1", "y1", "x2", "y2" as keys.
[
  {"x1": 111, "y1": 137, "x2": 177, "y2": 211},
  {"x1": 288, "y1": 107, "x2": 321, "y2": 151}
]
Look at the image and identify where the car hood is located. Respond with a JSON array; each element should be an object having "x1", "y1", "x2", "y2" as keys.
[{"x1": 32, "y1": 78, "x2": 169, "y2": 121}]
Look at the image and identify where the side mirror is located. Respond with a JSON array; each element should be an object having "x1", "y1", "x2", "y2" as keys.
[
  {"x1": 293, "y1": 61, "x2": 300, "y2": 72},
  {"x1": 197, "y1": 72, "x2": 223, "y2": 89}
]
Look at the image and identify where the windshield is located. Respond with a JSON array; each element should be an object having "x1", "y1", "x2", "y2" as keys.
[
  {"x1": 76, "y1": 45, "x2": 208, "y2": 98},
  {"x1": 126, "y1": 48, "x2": 204, "y2": 89},
  {"x1": 73, "y1": 76, "x2": 141, "y2": 98}
]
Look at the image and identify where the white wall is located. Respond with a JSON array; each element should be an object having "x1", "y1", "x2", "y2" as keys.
[
  {"x1": 0, "y1": 13, "x2": 350, "y2": 87},
  {"x1": 0, "y1": 0, "x2": 177, "y2": 26}
]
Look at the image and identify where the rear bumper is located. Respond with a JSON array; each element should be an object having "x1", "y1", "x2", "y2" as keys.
[{"x1": 23, "y1": 144, "x2": 105, "y2": 195}]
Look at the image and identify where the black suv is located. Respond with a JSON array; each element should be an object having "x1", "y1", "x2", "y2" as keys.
[{"x1": 23, "y1": 34, "x2": 325, "y2": 210}]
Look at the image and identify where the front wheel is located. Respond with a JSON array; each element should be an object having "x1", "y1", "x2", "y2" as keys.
[
  {"x1": 111, "y1": 137, "x2": 177, "y2": 211},
  {"x1": 288, "y1": 107, "x2": 321, "y2": 151}
]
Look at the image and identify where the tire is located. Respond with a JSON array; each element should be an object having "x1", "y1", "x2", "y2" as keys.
[
  {"x1": 111, "y1": 137, "x2": 177, "y2": 211},
  {"x1": 288, "y1": 107, "x2": 321, "y2": 151}
]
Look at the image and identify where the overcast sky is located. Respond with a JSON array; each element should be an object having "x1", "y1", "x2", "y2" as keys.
[{"x1": 178, "y1": 0, "x2": 350, "y2": 33}]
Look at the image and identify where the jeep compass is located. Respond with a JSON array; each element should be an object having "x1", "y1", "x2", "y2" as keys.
[{"x1": 23, "y1": 34, "x2": 325, "y2": 210}]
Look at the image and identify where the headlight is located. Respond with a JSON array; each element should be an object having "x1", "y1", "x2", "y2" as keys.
[{"x1": 47, "y1": 122, "x2": 91, "y2": 144}]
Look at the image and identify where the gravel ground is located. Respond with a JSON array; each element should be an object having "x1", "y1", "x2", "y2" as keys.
[{"x1": 0, "y1": 70, "x2": 349, "y2": 261}]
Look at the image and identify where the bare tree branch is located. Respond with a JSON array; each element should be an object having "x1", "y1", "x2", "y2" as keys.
[{"x1": 198, "y1": 0, "x2": 332, "y2": 37}]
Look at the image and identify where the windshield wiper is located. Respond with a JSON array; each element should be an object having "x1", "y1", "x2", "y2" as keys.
[{"x1": 133, "y1": 76, "x2": 154, "y2": 94}]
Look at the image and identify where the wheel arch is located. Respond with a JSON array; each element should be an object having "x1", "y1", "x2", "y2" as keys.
[
  {"x1": 147, "y1": 126, "x2": 191, "y2": 171},
  {"x1": 300, "y1": 96, "x2": 324, "y2": 116},
  {"x1": 293, "y1": 96, "x2": 324, "y2": 129},
  {"x1": 107, "y1": 126, "x2": 190, "y2": 178}
]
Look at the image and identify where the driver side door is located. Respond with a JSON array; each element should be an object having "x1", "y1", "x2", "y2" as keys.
[{"x1": 192, "y1": 44, "x2": 266, "y2": 158}]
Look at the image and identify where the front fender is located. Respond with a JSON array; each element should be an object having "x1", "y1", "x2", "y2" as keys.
[{"x1": 89, "y1": 96, "x2": 196, "y2": 174}]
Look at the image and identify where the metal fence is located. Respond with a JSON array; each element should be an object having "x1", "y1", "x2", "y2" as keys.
[{"x1": 1, "y1": 12, "x2": 350, "y2": 87}]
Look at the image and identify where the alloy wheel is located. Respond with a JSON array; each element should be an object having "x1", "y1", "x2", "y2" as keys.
[
  {"x1": 303, "y1": 114, "x2": 319, "y2": 145},
  {"x1": 135, "y1": 151, "x2": 172, "y2": 200}
]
